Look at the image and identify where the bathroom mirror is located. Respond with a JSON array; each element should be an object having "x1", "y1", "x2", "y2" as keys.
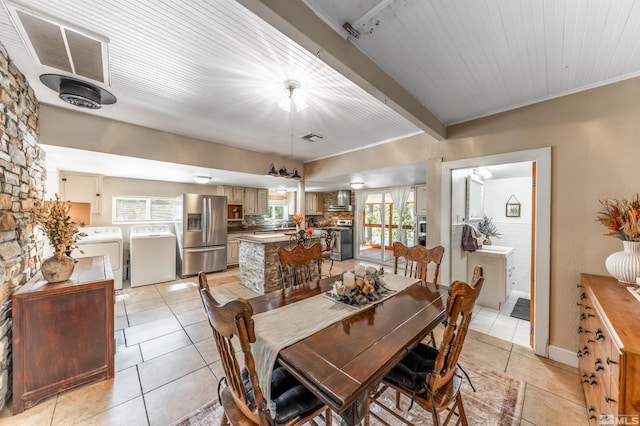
[{"x1": 465, "y1": 175, "x2": 484, "y2": 220}]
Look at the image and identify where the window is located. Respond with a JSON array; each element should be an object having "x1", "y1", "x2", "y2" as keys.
[
  {"x1": 113, "y1": 196, "x2": 176, "y2": 223},
  {"x1": 265, "y1": 203, "x2": 288, "y2": 221}
]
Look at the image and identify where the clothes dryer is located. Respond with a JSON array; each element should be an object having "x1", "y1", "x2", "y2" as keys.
[
  {"x1": 72, "y1": 226, "x2": 124, "y2": 290},
  {"x1": 130, "y1": 225, "x2": 176, "y2": 287}
]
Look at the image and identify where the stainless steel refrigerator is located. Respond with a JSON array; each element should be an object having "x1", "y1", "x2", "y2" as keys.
[{"x1": 175, "y1": 194, "x2": 227, "y2": 277}]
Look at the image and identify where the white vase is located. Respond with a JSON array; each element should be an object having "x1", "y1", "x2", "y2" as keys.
[{"x1": 605, "y1": 241, "x2": 640, "y2": 284}]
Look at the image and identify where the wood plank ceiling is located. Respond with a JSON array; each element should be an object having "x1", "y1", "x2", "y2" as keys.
[{"x1": 1, "y1": 0, "x2": 640, "y2": 188}]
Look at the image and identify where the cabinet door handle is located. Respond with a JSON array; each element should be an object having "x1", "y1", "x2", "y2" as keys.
[
  {"x1": 606, "y1": 357, "x2": 618, "y2": 365},
  {"x1": 605, "y1": 395, "x2": 617, "y2": 403}
]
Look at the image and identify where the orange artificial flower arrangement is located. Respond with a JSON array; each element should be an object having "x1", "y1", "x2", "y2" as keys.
[{"x1": 596, "y1": 194, "x2": 640, "y2": 242}]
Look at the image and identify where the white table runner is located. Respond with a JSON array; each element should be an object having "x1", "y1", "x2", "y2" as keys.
[{"x1": 252, "y1": 274, "x2": 419, "y2": 403}]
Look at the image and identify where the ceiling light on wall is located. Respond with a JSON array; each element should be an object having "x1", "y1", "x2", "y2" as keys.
[
  {"x1": 275, "y1": 188, "x2": 287, "y2": 195},
  {"x1": 193, "y1": 175, "x2": 212, "y2": 184},
  {"x1": 277, "y1": 80, "x2": 308, "y2": 112},
  {"x1": 40, "y1": 74, "x2": 116, "y2": 109},
  {"x1": 475, "y1": 167, "x2": 493, "y2": 179},
  {"x1": 350, "y1": 182, "x2": 365, "y2": 189}
]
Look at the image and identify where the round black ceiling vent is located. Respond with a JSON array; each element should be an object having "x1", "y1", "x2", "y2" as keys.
[{"x1": 40, "y1": 74, "x2": 116, "y2": 109}]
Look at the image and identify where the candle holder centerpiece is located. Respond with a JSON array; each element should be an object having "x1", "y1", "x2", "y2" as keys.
[{"x1": 326, "y1": 266, "x2": 391, "y2": 306}]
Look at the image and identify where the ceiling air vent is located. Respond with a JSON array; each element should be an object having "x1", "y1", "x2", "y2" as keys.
[
  {"x1": 299, "y1": 133, "x2": 326, "y2": 142},
  {"x1": 4, "y1": 2, "x2": 110, "y2": 84}
]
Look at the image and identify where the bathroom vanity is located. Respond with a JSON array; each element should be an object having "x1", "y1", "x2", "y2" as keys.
[{"x1": 467, "y1": 245, "x2": 515, "y2": 310}]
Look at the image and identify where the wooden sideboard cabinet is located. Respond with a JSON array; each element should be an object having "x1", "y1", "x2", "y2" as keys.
[
  {"x1": 578, "y1": 274, "x2": 640, "y2": 423},
  {"x1": 12, "y1": 256, "x2": 115, "y2": 414}
]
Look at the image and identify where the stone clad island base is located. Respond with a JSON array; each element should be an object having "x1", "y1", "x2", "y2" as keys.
[{"x1": 236, "y1": 233, "x2": 321, "y2": 294}]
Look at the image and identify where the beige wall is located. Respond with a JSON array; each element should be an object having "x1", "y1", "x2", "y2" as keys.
[
  {"x1": 307, "y1": 76, "x2": 640, "y2": 352},
  {"x1": 39, "y1": 105, "x2": 303, "y2": 176}
]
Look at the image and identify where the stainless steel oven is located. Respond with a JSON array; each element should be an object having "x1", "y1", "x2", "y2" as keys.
[{"x1": 329, "y1": 220, "x2": 353, "y2": 261}]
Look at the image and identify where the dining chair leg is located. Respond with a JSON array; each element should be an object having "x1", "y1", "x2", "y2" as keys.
[
  {"x1": 220, "y1": 412, "x2": 229, "y2": 426},
  {"x1": 329, "y1": 258, "x2": 334, "y2": 276}
]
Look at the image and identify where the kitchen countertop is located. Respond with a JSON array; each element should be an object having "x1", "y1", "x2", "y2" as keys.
[
  {"x1": 235, "y1": 233, "x2": 321, "y2": 244},
  {"x1": 227, "y1": 227, "x2": 296, "y2": 234}
]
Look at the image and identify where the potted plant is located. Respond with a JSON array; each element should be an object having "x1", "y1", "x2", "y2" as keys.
[
  {"x1": 477, "y1": 215, "x2": 502, "y2": 245},
  {"x1": 34, "y1": 194, "x2": 86, "y2": 283}
]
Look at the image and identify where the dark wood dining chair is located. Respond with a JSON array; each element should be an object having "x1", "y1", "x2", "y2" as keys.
[
  {"x1": 367, "y1": 266, "x2": 484, "y2": 426},
  {"x1": 392, "y1": 242, "x2": 445, "y2": 288},
  {"x1": 320, "y1": 230, "x2": 335, "y2": 277},
  {"x1": 277, "y1": 243, "x2": 323, "y2": 289},
  {"x1": 288, "y1": 229, "x2": 310, "y2": 248},
  {"x1": 199, "y1": 287, "x2": 332, "y2": 426},
  {"x1": 393, "y1": 242, "x2": 445, "y2": 345},
  {"x1": 197, "y1": 270, "x2": 211, "y2": 292}
]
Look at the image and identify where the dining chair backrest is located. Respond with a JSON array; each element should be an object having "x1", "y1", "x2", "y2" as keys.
[
  {"x1": 199, "y1": 288, "x2": 269, "y2": 424},
  {"x1": 320, "y1": 231, "x2": 334, "y2": 254},
  {"x1": 392, "y1": 242, "x2": 445, "y2": 285},
  {"x1": 289, "y1": 229, "x2": 310, "y2": 249},
  {"x1": 197, "y1": 271, "x2": 210, "y2": 292},
  {"x1": 428, "y1": 266, "x2": 484, "y2": 392},
  {"x1": 277, "y1": 243, "x2": 323, "y2": 288}
]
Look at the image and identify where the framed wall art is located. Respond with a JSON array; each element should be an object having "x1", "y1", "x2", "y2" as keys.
[{"x1": 505, "y1": 195, "x2": 521, "y2": 218}]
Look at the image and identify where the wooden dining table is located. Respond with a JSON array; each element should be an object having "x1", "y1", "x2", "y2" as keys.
[{"x1": 248, "y1": 275, "x2": 446, "y2": 426}]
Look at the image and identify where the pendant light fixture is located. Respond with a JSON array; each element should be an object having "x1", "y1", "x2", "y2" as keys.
[{"x1": 268, "y1": 80, "x2": 304, "y2": 180}]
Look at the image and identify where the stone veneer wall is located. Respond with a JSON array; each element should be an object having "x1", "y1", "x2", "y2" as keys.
[{"x1": 0, "y1": 43, "x2": 45, "y2": 409}]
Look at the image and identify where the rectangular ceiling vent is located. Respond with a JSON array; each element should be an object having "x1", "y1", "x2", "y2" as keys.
[
  {"x1": 4, "y1": 2, "x2": 110, "y2": 84},
  {"x1": 299, "y1": 133, "x2": 326, "y2": 142}
]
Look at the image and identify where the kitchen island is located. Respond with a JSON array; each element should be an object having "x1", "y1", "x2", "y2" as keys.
[{"x1": 235, "y1": 233, "x2": 321, "y2": 294}]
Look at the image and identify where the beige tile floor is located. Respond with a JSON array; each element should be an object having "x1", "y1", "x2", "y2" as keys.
[{"x1": 0, "y1": 259, "x2": 588, "y2": 425}]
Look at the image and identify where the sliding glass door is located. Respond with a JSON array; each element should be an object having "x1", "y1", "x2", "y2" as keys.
[{"x1": 357, "y1": 191, "x2": 415, "y2": 264}]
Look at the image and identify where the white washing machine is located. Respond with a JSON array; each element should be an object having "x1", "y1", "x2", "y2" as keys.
[
  {"x1": 71, "y1": 226, "x2": 123, "y2": 290},
  {"x1": 130, "y1": 225, "x2": 176, "y2": 287}
]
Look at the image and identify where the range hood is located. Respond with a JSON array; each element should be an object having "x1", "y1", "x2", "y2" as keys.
[{"x1": 328, "y1": 190, "x2": 353, "y2": 211}]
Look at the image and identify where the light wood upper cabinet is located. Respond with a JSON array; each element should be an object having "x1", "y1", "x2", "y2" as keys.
[
  {"x1": 257, "y1": 189, "x2": 268, "y2": 215},
  {"x1": 305, "y1": 192, "x2": 323, "y2": 215},
  {"x1": 415, "y1": 184, "x2": 427, "y2": 216},
  {"x1": 244, "y1": 188, "x2": 257, "y2": 214},
  {"x1": 222, "y1": 186, "x2": 244, "y2": 204},
  {"x1": 59, "y1": 172, "x2": 103, "y2": 214}
]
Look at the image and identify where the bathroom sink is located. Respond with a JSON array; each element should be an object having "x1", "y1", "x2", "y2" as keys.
[{"x1": 479, "y1": 245, "x2": 512, "y2": 253}]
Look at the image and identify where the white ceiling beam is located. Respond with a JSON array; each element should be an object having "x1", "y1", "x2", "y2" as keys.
[{"x1": 236, "y1": 0, "x2": 447, "y2": 141}]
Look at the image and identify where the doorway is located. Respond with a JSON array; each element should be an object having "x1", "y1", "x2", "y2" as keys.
[
  {"x1": 357, "y1": 190, "x2": 415, "y2": 264},
  {"x1": 440, "y1": 148, "x2": 551, "y2": 356}
]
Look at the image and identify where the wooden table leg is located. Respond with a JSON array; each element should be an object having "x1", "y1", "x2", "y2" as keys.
[{"x1": 340, "y1": 392, "x2": 368, "y2": 426}]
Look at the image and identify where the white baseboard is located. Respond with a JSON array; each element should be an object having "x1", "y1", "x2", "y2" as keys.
[{"x1": 548, "y1": 345, "x2": 578, "y2": 368}]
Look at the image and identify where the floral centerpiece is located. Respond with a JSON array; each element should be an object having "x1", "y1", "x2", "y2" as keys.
[
  {"x1": 293, "y1": 212, "x2": 303, "y2": 231},
  {"x1": 596, "y1": 195, "x2": 640, "y2": 284},
  {"x1": 34, "y1": 194, "x2": 86, "y2": 282},
  {"x1": 328, "y1": 266, "x2": 391, "y2": 306}
]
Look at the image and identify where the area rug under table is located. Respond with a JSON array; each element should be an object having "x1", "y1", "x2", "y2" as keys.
[{"x1": 173, "y1": 358, "x2": 525, "y2": 425}]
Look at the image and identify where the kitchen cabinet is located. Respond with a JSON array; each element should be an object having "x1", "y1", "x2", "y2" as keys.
[
  {"x1": 305, "y1": 192, "x2": 323, "y2": 215},
  {"x1": 244, "y1": 188, "x2": 257, "y2": 214},
  {"x1": 222, "y1": 186, "x2": 244, "y2": 204},
  {"x1": 60, "y1": 172, "x2": 103, "y2": 214},
  {"x1": 257, "y1": 189, "x2": 268, "y2": 215},
  {"x1": 467, "y1": 246, "x2": 514, "y2": 310},
  {"x1": 415, "y1": 184, "x2": 427, "y2": 215},
  {"x1": 578, "y1": 274, "x2": 640, "y2": 423},
  {"x1": 227, "y1": 238, "x2": 239, "y2": 266},
  {"x1": 12, "y1": 256, "x2": 114, "y2": 414},
  {"x1": 244, "y1": 188, "x2": 268, "y2": 216}
]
